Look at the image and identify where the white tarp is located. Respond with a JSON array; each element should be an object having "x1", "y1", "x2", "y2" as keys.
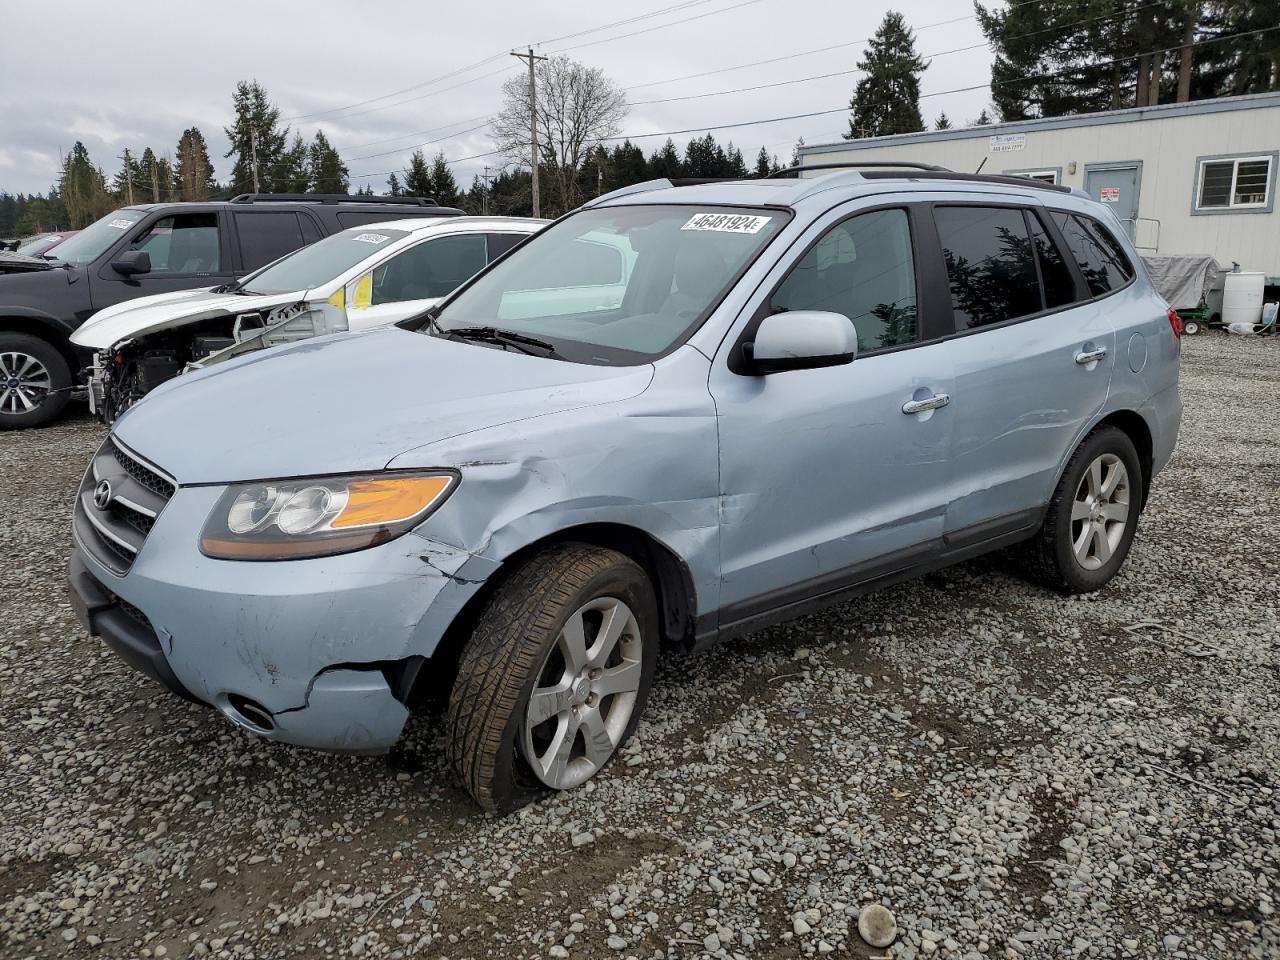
[{"x1": 1141, "y1": 255, "x2": 1224, "y2": 309}]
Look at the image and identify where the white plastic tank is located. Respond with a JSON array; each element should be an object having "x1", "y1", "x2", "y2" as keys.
[{"x1": 1223, "y1": 271, "x2": 1265, "y2": 331}]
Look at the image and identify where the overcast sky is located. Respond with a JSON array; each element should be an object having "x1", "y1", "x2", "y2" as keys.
[{"x1": 0, "y1": 0, "x2": 997, "y2": 198}]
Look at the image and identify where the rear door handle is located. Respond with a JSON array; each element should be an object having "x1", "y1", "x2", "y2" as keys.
[
  {"x1": 1075, "y1": 347, "x2": 1108, "y2": 365},
  {"x1": 902, "y1": 393, "x2": 950, "y2": 415}
]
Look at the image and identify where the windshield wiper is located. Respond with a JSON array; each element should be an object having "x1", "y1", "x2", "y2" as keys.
[{"x1": 442, "y1": 325, "x2": 560, "y2": 357}]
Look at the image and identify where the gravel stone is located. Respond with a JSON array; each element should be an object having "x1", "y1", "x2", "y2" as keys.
[{"x1": 1, "y1": 335, "x2": 1278, "y2": 960}]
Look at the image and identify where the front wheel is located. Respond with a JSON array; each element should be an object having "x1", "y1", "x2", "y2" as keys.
[
  {"x1": 0, "y1": 333, "x2": 71, "y2": 429},
  {"x1": 446, "y1": 544, "x2": 658, "y2": 813},
  {"x1": 1022, "y1": 426, "x2": 1143, "y2": 594}
]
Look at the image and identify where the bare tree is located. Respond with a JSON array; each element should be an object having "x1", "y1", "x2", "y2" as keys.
[{"x1": 493, "y1": 56, "x2": 627, "y2": 215}]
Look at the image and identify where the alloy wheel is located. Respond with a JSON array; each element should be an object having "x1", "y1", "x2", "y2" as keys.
[
  {"x1": 0, "y1": 351, "x2": 52, "y2": 415},
  {"x1": 1070, "y1": 453, "x2": 1131, "y2": 571},
  {"x1": 520, "y1": 596, "x2": 644, "y2": 790}
]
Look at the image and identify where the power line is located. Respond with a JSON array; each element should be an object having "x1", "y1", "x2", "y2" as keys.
[
  {"x1": 546, "y1": 0, "x2": 766, "y2": 55},
  {"x1": 629, "y1": 1, "x2": 1170, "y2": 107},
  {"x1": 339, "y1": 22, "x2": 1280, "y2": 186},
  {"x1": 532, "y1": 0, "x2": 717, "y2": 48},
  {"x1": 347, "y1": 122, "x2": 492, "y2": 161},
  {"x1": 285, "y1": 0, "x2": 759, "y2": 124}
]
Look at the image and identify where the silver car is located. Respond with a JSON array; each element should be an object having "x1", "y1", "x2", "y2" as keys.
[{"x1": 68, "y1": 165, "x2": 1181, "y2": 812}]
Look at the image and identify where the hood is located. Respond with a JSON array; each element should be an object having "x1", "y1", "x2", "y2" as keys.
[
  {"x1": 113, "y1": 326, "x2": 654, "y2": 483},
  {"x1": 71, "y1": 287, "x2": 307, "y2": 350},
  {"x1": 0, "y1": 250, "x2": 56, "y2": 274}
]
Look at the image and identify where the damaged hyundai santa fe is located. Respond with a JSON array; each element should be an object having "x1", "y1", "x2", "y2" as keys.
[{"x1": 69, "y1": 163, "x2": 1181, "y2": 812}]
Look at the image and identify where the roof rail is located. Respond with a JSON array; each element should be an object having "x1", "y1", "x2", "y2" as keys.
[
  {"x1": 228, "y1": 193, "x2": 439, "y2": 206},
  {"x1": 857, "y1": 170, "x2": 1072, "y2": 193},
  {"x1": 770, "y1": 161, "x2": 951, "y2": 177}
]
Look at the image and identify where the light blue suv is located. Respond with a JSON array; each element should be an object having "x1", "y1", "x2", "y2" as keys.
[{"x1": 69, "y1": 164, "x2": 1181, "y2": 812}]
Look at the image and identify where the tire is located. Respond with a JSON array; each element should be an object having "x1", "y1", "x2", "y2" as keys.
[
  {"x1": 446, "y1": 544, "x2": 659, "y2": 813},
  {"x1": 0, "y1": 333, "x2": 71, "y2": 429},
  {"x1": 1022, "y1": 425, "x2": 1143, "y2": 595},
  {"x1": 1182, "y1": 319, "x2": 1201, "y2": 336}
]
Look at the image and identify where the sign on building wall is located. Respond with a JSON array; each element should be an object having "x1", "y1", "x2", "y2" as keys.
[
  {"x1": 989, "y1": 134, "x2": 1026, "y2": 153},
  {"x1": 1100, "y1": 186, "x2": 1121, "y2": 203}
]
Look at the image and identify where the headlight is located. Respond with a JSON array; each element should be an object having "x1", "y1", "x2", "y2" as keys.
[{"x1": 200, "y1": 472, "x2": 457, "y2": 560}]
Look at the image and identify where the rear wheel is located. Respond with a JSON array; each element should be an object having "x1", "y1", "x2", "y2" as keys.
[
  {"x1": 1182, "y1": 318, "x2": 1202, "y2": 336},
  {"x1": 446, "y1": 544, "x2": 658, "y2": 813},
  {"x1": 1022, "y1": 426, "x2": 1143, "y2": 594},
  {"x1": 0, "y1": 333, "x2": 71, "y2": 429}
]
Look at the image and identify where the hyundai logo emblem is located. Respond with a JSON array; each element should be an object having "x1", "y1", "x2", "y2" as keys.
[{"x1": 93, "y1": 479, "x2": 113, "y2": 510}]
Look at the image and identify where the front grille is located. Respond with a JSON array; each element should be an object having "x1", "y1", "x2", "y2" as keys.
[
  {"x1": 73, "y1": 437, "x2": 176, "y2": 575},
  {"x1": 112, "y1": 440, "x2": 177, "y2": 499}
]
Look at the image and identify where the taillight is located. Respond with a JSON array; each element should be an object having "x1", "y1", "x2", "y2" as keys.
[{"x1": 1167, "y1": 308, "x2": 1183, "y2": 340}]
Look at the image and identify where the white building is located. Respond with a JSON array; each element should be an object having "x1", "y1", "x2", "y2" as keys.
[{"x1": 797, "y1": 92, "x2": 1280, "y2": 283}]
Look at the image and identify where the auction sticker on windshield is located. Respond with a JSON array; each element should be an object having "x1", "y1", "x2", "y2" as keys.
[
  {"x1": 353, "y1": 233, "x2": 392, "y2": 244},
  {"x1": 109, "y1": 219, "x2": 136, "y2": 229},
  {"x1": 681, "y1": 213, "x2": 772, "y2": 234}
]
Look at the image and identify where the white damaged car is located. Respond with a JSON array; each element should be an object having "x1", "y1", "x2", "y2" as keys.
[{"x1": 72, "y1": 216, "x2": 544, "y2": 423}]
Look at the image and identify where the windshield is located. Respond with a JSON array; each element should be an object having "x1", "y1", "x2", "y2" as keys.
[
  {"x1": 241, "y1": 227, "x2": 409, "y2": 295},
  {"x1": 16, "y1": 235, "x2": 64, "y2": 257},
  {"x1": 433, "y1": 204, "x2": 786, "y2": 363},
  {"x1": 49, "y1": 209, "x2": 144, "y2": 265}
]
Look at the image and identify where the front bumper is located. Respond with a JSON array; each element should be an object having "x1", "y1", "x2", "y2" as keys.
[{"x1": 69, "y1": 483, "x2": 498, "y2": 752}]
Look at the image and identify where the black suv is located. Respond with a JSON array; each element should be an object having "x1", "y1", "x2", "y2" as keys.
[{"x1": 0, "y1": 193, "x2": 463, "y2": 428}]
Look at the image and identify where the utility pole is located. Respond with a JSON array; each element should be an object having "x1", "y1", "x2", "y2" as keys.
[
  {"x1": 118, "y1": 150, "x2": 134, "y2": 205},
  {"x1": 250, "y1": 127, "x2": 260, "y2": 193},
  {"x1": 150, "y1": 162, "x2": 160, "y2": 203},
  {"x1": 482, "y1": 165, "x2": 492, "y2": 216},
  {"x1": 511, "y1": 47, "x2": 547, "y2": 217}
]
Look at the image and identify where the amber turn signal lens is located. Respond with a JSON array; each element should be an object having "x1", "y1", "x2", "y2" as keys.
[{"x1": 331, "y1": 475, "x2": 454, "y2": 528}]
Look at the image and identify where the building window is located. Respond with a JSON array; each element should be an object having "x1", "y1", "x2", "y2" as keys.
[
  {"x1": 1196, "y1": 155, "x2": 1273, "y2": 210},
  {"x1": 1009, "y1": 169, "x2": 1060, "y2": 185}
]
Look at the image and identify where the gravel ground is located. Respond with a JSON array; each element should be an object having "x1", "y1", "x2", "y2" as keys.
[{"x1": 2, "y1": 333, "x2": 1278, "y2": 960}]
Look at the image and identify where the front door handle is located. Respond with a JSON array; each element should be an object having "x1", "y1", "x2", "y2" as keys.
[
  {"x1": 902, "y1": 393, "x2": 950, "y2": 415},
  {"x1": 1075, "y1": 347, "x2": 1108, "y2": 365}
]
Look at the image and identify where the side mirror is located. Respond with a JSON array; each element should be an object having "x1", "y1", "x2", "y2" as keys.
[
  {"x1": 745, "y1": 310, "x2": 858, "y2": 374},
  {"x1": 111, "y1": 250, "x2": 151, "y2": 276}
]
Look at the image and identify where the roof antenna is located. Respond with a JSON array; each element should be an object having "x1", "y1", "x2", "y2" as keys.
[{"x1": 974, "y1": 157, "x2": 988, "y2": 174}]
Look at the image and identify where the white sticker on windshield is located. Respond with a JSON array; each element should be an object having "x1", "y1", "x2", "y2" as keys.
[
  {"x1": 352, "y1": 233, "x2": 391, "y2": 244},
  {"x1": 680, "y1": 212, "x2": 771, "y2": 234},
  {"x1": 108, "y1": 218, "x2": 136, "y2": 230}
]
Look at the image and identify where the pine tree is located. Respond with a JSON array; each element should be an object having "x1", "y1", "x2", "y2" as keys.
[
  {"x1": 934, "y1": 111, "x2": 952, "y2": 130},
  {"x1": 608, "y1": 141, "x2": 648, "y2": 189},
  {"x1": 276, "y1": 134, "x2": 310, "y2": 193},
  {"x1": 59, "y1": 142, "x2": 113, "y2": 228},
  {"x1": 754, "y1": 146, "x2": 773, "y2": 178},
  {"x1": 725, "y1": 143, "x2": 749, "y2": 178},
  {"x1": 224, "y1": 80, "x2": 290, "y2": 192},
  {"x1": 386, "y1": 172, "x2": 402, "y2": 197},
  {"x1": 790, "y1": 137, "x2": 806, "y2": 168},
  {"x1": 111, "y1": 148, "x2": 145, "y2": 204},
  {"x1": 647, "y1": 139, "x2": 683, "y2": 180},
  {"x1": 402, "y1": 150, "x2": 432, "y2": 198},
  {"x1": 844, "y1": 11, "x2": 928, "y2": 139},
  {"x1": 175, "y1": 127, "x2": 216, "y2": 201},
  {"x1": 307, "y1": 131, "x2": 349, "y2": 193},
  {"x1": 974, "y1": 109, "x2": 992, "y2": 125},
  {"x1": 427, "y1": 151, "x2": 458, "y2": 206}
]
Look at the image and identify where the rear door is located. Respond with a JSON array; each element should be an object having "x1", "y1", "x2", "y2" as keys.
[
  {"x1": 931, "y1": 200, "x2": 1115, "y2": 541},
  {"x1": 232, "y1": 210, "x2": 315, "y2": 275}
]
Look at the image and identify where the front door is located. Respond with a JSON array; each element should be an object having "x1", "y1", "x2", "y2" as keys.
[
  {"x1": 710, "y1": 204, "x2": 955, "y2": 628},
  {"x1": 90, "y1": 211, "x2": 233, "y2": 310},
  {"x1": 1084, "y1": 162, "x2": 1140, "y2": 240}
]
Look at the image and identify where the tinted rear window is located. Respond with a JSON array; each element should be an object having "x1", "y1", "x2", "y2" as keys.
[
  {"x1": 1051, "y1": 212, "x2": 1133, "y2": 297},
  {"x1": 235, "y1": 212, "x2": 307, "y2": 271},
  {"x1": 1028, "y1": 212, "x2": 1078, "y2": 309},
  {"x1": 935, "y1": 206, "x2": 1042, "y2": 329}
]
